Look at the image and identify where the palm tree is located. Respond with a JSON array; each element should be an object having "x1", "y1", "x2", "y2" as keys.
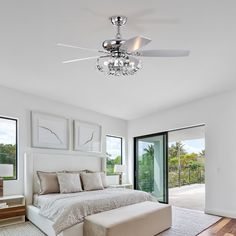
[
  {"x1": 199, "y1": 149, "x2": 205, "y2": 157},
  {"x1": 168, "y1": 141, "x2": 186, "y2": 158},
  {"x1": 144, "y1": 145, "x2": 154, "y2": 158}
]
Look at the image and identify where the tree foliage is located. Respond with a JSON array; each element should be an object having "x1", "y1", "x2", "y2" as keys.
[
  {"x1": 138, "y1": 144, "x2": 155, "y2": 192},
  {"x1": 168, "y1": 142, "x2": 205, "y2": 187},
  {"x1": 0, "y1": 144, "x2": 16, "y2": 179},
  {"x1": 106, "y1": 153, "x2": 122, "y2": 175},
  {"x1": 138, "y1": 141, "x2": 205, "y2": 193}
]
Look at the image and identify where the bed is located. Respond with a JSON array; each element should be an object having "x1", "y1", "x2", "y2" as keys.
[{"x1": 24, "y1": 152, "x2": 155, "y2": 236}]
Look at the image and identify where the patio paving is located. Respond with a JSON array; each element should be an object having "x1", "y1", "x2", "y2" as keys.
[{"x1": 169, "y1": 183, "x2": 205, "y2": 211}]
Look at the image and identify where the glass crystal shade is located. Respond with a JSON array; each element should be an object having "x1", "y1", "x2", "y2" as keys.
[{"x1": 96, "y1": 55, "x2": 142, "y2": 76}]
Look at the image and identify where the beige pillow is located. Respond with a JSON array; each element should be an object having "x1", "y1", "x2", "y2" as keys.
[
  {"x1": 37, "y1": 171, "x2": 60, "y2": 195},
  {"x1": 57, "y1": 173, "x2": 83, "y2": 193},
  {"x1": 81, "y1": 172, "x2": 104, "y2": 191},
  {"x1": 86, "y1": 171, "x2": 108, "y2": 188}
]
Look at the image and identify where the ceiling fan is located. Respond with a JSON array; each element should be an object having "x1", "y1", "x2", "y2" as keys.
[{"x1": 58, "y1": 16, "x2": 190, "y2": 76}]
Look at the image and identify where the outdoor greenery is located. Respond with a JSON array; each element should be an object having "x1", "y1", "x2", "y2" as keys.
[
  {"x1": 168, "y1": 142, "x2": 205, "y2": 188},
  {"x1": 138, "y1": 141, "x2": 205, "y2": 193},
  {"x1": 106, "y1": 152, "x2": 121, "y2": 175},
  {"x1": 0, "y1": 144, "x2": 17, "y2": 179},
  {"x1": 138, "y1": 145, "x2": 155, "y2": 192}
]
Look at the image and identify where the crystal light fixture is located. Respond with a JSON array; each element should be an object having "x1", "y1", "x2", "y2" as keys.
[{"x1": 96, "y1": 54, "x2": 142, "y2": 76}]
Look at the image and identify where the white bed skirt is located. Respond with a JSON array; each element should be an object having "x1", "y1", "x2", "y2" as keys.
[{"x1": 27, "y1": 205, "x2": 83, "y2": 236}]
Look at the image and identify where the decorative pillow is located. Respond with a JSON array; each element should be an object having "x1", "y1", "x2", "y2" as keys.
[
  {"x1": 37, "y1": 171, "x2": 60, "y2": 195},
  {"x1": 57, "y1": 173, "x2": 83, "y2": 194},
  {"x1": 80, "y1": 172, "x2": 104, "y2": 191},
  {"x1": 86, "y1": 171, "x2": 108, "y2": 188}
]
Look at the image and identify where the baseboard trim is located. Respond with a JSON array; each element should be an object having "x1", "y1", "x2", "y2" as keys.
[{"x1": 205, "y1": 208, "x2": 236, "y2": 219}]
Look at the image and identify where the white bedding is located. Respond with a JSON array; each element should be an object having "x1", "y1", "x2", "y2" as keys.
[
  {"x1": 34, "y1": 193, "x2": 60, "y2": 208},
  {"x1": 38, "y1": 188, "x2": 156, "y2": 235}
]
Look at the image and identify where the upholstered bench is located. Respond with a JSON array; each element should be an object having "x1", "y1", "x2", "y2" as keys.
[{"x1": 83, "y1": 201, "x2": 172, "y2": 236}]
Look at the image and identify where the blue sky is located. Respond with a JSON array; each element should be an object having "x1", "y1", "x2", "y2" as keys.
[
  {"x1": 169, "y1": 138, "x2": 205, "y2": 154},
  {"x1": 0, "y1": 119, "x2": 16, "y2": 145},
  {"x1": 139, "y1": 138, "x2": 205, "y2": 156},
  {"x1": 106, "y1": 136, "x2": 122, "y2": 159}
]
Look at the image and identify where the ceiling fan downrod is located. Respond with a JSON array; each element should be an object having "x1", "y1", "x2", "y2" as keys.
[{"x1": 110, "y1": 16, "x2": 127, "y2": 39}]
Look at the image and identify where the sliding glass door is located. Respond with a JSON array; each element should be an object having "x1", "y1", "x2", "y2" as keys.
[{"x1": 134, "y1": 133, "x2": 168, "y2": 203}]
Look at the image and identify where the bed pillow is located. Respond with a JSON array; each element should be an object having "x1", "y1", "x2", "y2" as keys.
[
  {"x1": 37, "y1": 171, "x2": 60, "y2": 195},
  {"x1": 57, "y1": 173, "x2": 83, "y2": 193},
  {"x1": 100, "y1": 172, "x2": 108, "y2": 188},
  {"x1": 80, "y1": 172, "x2": 104, "y2": 191},
  {"x1": 86, "y1": 171, "x2": 108, "y2": 188}
]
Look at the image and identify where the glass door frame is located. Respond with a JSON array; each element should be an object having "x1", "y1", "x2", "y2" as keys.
[{"x1": 134, "y1": 131, "x2": 169, "y2": 204}]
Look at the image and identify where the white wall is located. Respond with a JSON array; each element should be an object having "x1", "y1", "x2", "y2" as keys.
[
  {"x1": 0, "y1": 86, "x2": 127, "y2": 195},
  {"x1": 128, "y1": 89, "x2": 236, "y2": 218}
]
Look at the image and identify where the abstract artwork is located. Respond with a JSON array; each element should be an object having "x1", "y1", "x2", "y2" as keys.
[
  {"x1": 73, "y1": 120, "x2": 101, "y2": 153},
  {"x1": 31, "y1": 111, "x2": 69, "y2": 149}
]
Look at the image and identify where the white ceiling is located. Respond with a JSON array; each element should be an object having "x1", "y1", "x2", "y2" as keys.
[{"x1": 0, "y1": 0, "x2": 236, "y2": 120}]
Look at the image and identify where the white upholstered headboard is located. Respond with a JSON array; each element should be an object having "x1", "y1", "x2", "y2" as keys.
[{"x1": 24, "y1": 152, "x2": 105, "y2": 205}]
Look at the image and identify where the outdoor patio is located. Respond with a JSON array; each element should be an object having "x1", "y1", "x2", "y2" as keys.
[{"x1": 169, "y1": 183, "x2": 205, "y2": 211}]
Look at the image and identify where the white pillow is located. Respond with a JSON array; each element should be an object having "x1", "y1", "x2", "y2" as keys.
[
  {"x1": 86, "y1": 170, "x2": 108, "y2": 188},
  {"x1": 81, "y1": 172, "x2": 104, "y2": 191},
  {"x1": 57, "y1": 173, "x2": 83, "y2": 194}
]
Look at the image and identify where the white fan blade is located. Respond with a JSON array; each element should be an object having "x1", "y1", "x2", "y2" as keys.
[
  {"x1": 130, "y1": 8, "x2": 156, "y2": 19},
  {"x1": 57, "y1": 43, "x2": 101, "y2": 53},
  {"x1": 129, "y1": 56, "x2": 140, "y2": 65},
  {"x1": 62, "y1": 56, "x2": 100, "y2": 64},
  {"x1": 136, "y1": 49, "x2": 190, "y2": 57},
  {"x1": 120, "y1": 36, "x2": 151, "y2": 52}
]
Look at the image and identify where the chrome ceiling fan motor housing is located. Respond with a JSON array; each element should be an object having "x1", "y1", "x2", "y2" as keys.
[{"x1": 102, "y1": 39, "x2": 126, "y2": 52}]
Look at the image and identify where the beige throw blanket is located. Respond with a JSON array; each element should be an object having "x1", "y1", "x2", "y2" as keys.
[{"x1": 39, "y1": 188, "x2": 155, "y2": 234}]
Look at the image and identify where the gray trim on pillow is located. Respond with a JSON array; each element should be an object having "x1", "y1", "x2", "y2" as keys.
[{"x1": 80, "y1": 172, "x2": 104, "y2": 191}]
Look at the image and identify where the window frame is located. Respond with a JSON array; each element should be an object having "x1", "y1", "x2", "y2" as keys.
[
  {"x1": 106, "y1": 135, "x2": 123, "y2": 175},
  {"x1": 0, "y1": 116, "x2": 18, "y2": 181}
]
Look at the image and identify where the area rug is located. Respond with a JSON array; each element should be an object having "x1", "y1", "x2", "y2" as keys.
[
  {"x1": 159, "y1": 207, "x2": 221, "y2": 236},
  {"x1": 0, "y1": 207, "x2": 221, "y2": 236},
  {"x1": 0, "y1": 221, "x2": 45, "y2": 236}
]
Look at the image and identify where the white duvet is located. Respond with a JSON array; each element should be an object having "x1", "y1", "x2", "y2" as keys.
[{"x1": 38, "y1": 188, "x2": 155, "y2": 235}]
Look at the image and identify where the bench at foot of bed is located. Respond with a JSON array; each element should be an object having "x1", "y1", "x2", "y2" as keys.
[{"x1": 83, "y1": 201, "x2": 172, "y2": 236}]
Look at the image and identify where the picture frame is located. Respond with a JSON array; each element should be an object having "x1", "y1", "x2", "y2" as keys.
[
  {"x1": 31, "y1": 111, "x2": 69, "y2": 150},
  {"x1": 73, "y1": 120, "x2": 102, "y2": 153}
]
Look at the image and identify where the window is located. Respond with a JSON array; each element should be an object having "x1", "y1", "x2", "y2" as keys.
[
  {"x1": 0, "y1": 117, "x2": 17, "y2": 180},
  {"x1": 106, "y1": 135, "x2": 122, "y2": 175}
]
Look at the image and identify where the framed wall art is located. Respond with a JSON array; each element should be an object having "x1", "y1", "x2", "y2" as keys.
[
  {"x1": 73, "y1": 120, "x2": 102, "y2": 153},
  {"x1": 31, "y1": 111, "x2": 69, "y2": 149}
]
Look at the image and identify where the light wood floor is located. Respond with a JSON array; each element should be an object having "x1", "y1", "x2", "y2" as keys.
[{"x1": 199, "y1": 218, "x2": 236, "y2": 236}]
